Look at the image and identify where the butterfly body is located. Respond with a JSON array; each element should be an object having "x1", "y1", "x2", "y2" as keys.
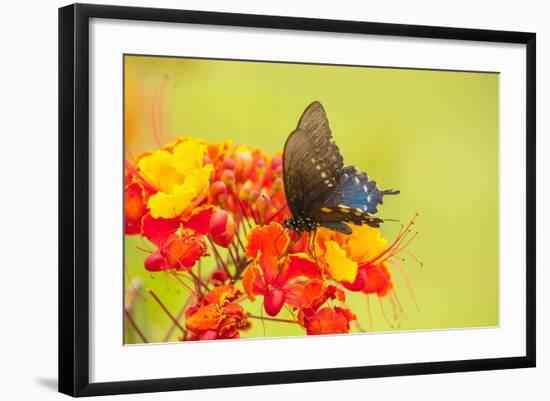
[{"x1": 282, "y1": 101, "x2": 398, "y2": 236}]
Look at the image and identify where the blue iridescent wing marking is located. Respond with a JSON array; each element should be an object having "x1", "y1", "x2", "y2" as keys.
[{"x1": 320, "y1": 166, "x2": 399, "y2": 215}]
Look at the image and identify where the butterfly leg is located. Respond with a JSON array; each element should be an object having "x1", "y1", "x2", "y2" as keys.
[{"x1": 308, "y1": 228, "x2": 325, "y2": 282}]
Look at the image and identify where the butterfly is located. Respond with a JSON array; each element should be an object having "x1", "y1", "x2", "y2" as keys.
[{"x1": 282, "y1": 101, "x2": 399, "y2": 236}]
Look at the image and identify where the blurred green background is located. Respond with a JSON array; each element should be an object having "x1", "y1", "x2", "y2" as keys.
[{"x1": 124, "y1": 55, "x2": 499, "y2": 343}]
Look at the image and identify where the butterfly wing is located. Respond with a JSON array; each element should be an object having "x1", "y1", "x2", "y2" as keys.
[
  {"x1": 308, "y1": 167, "x2": 398, "y2": 228},
  {"x1": 309, "y1": 206, "x2": 384, "y2": 228},
  {"x1": 282, "y1": 101, "x2": 345, "y2": 217},
  {"x1": 324, "y1": 165, "x2": 399, "y2": 215},
  {"x1": 283, "y1": 101, "x2": 399, "y2": 231}
]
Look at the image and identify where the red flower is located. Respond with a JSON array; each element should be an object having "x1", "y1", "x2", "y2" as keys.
[
  {"x1": 299, "y1": 306, "x2": 356, "y2": 335},
  {"x1": 242, "y1": 223, "x2": 323, "y2": 316},
  {"x1": 185, "y1": 285, "x2": 249, "y2": 340},
  {"x1": 125, "y1": 181, "x2": 148, "y2": 235},
  {"x1": 141, "y1": 207, "x2": 213, "y2": 272}
]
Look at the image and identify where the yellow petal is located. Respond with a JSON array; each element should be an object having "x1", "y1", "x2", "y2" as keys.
[
  {"x1": 137, "y1": 150, "x2": 181, "y2": 193},
  {"x1": 324, "y1": 240, "x2": 358, "y2": 283},
  {"x1": 172, "y1": 138, "x2": 207, "y2": 176},
  {"x1": 347, "y1": 225, "x2": 388, "y2": 263},
  {"x1": 147, "y1": 185, "x2": 194, "y2": 219}
]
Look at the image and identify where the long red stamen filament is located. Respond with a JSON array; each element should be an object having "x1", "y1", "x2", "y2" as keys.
[
  {"x1": 387, "y1": 231, "x2": 419, "y2": 261},
  {"x1": 389, "y1": 261, "x2": 420, "y2": 312},
  {"x1": 165, "y1": 270, "x2": 198, "y2": 296},
  {"x1": 151, "y1": 76, "x2": 169, "y2": 149},
  {"x1": 367, "y1": 217, "x2": 416, "y2": 265},
  {"x1": 366, "y1": 294, "x2": 374, "y2": 330},
  {"x1": 403, "y1": 249, "x2": 424, "y2": 267},
  {"x1": 163, "y1": 297, "x2": 193, "y2": 342},
  {"x1": 124, "y1": 309, "x2": 149, "y2": 343},
  {"x1": 248, "y1": 314, "x2": 297, "y2": 324},
  {"x1": 147, "y1": 288, "x2": 186, "y2": 335},
  {"x1": 377, "y1": 296, "x2": 394, "y2": 328},
  {"x1": 265, "y1": 203, "x2": 287, "y2": 224},
  {"x1": 207, "y1": 237, "x2": 231, "y2": 278},
  {"x1": 184, "y1": 270, "x2": 211, "y2": 293},
  {"x1": 391, "y1": 289, "x2": 404, "y2": 313}
]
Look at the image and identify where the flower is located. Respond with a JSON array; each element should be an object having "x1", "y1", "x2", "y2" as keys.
[
  {"x1": 209, "y1": 210, "x2": 236, "y2": 247},
  {"x1": 185, "y1": 285, "x2": 249, "y2": 340},
  {"x1": 314, "y1": 224, "x2": 396, "y2": 296},
  {"x1": 242, "y1": 223, "x2": 323, "y2": 316},
  {"x1": 137, "y1": 137, "x2": 213, "y2": 219},
  {"x1": 141, "y1": 207, "x2": 213, "y2": 272},
  {"x1": 300, "y1": 306, "x2": 356, "y2": 335},
  {"x1": 125, "y1": 129, "x2": 418, "y2": 341},
  {"x1": 125, "y1": 181, "x2": 147, "y2": 235}
]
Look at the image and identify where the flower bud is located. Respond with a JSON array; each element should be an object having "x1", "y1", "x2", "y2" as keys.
[
  {"x1": 234, "y1": 146, "x2": 253, "y2": 181},
  {"x1": 223, "y1": 156, "x2": 235, "y2": 170},
  {"x1": 209, "y1": 180, "x2": 227, "y2": 204},
  {"x1": 209, "y1": 210, "x2": 236, "y2": 248},
  {"x1": 270, "y1": 155, "x2": 282, "y2": 171},
  {"x1": 273, "y1": 177, "x2": 284, "y2": 192},
  {"x1": 255, "y1": 158, "x2": 266, "y2": 169},
  {"x1": 210, "y1": 269, "x2": 229, "y2": 286},
  {"x1": 221, "y1": 169, "x2": 235, "y2": 188},
  {"x1": 144, "y1": 250, "x2": 168, "y2": 272},
  {"x1": 256, "y1": 193, "x2": 270, "y2": 220}
]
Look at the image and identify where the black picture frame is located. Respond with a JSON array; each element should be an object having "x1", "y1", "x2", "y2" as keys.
[{"x1": 59, "y1": 3, "x2": 536, "y2": 397}]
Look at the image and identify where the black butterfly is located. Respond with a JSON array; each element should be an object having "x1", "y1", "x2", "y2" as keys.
[{"x1": 282, "y1": 101, "x2": 399, "y2": 236}]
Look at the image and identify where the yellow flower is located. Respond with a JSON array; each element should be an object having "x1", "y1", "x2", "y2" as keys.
[
  {"x1": 138, "y1": 138, "x2": 213, "y2": 219},
  {"x1": 317, "y1": 224, "x2": 388, "y2": 283}
]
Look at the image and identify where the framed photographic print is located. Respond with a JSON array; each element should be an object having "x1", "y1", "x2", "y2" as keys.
[{"x1": 58, "y1": 3, "x2": 536, "y2": 397}]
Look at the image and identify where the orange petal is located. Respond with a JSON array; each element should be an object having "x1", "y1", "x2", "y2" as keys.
[
  {"x1": 242, "y1": 262, "x2": 262, "y2": 302},
  {"x1": 185, "y1": 303, "x2": 221, "y2": 332},
  {"x1": 302, "y1": 306, "x2": 356, "y2": 335},
  {"x1": 285, "y1": 279, "x2": 325, "y2": 309},
  {"x1": 245, "y1": 222, "x2": 289, "y2": 265},
  {"x1": 161, "y1": 232, "x2": 207, "y2": 270},
  {"x1": 203, "y1": 285, "x2": 242, "y2": 305}
]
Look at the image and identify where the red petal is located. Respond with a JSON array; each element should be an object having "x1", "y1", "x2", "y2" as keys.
[
  {"x1": 341, "y1": 265, "x2": 368, "y2": 292},
  {"x1": 275, "y1": 253, "x2": 320, "y2": 288},
  {"x1": 362, "y1": 263, "x2": 393, "y2": 296},
  {"x1": 141, "y1": 213, "x2": 180, "y2": 246},
  {"x1": 125, "y1": 182, "x2": 148, "y2": 235},
  {"x1": 182, "y1": 205, "x2": 216, "y2": 235}
]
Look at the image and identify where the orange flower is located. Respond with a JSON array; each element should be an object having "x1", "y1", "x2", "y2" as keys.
[
  {"x1": 300, "y1": 306, "x2": 356, "y2": 335},
  {"x1": 185, "y1": 285, "x2": 249, "y2": 340},
  {"x1": 141, "y1": 207, "x2": 213, "y2": 272},
  {"x1": 242, "y1": 223, "x2": 323, "y2": 316}
]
